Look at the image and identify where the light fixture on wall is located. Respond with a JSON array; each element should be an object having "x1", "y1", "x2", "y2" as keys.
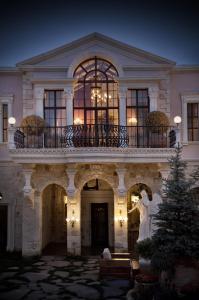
[
  {"x1": 66, "y1": 210, "x2": 79, "y2": 228},
  {"x1": 115, "y1": 210, "x2": 128, "y2": 227},
  {"x1": 8, "y1": 117, "x2": 16, "y2": 127},
  {"x1": 174, "y1": 115, "x2": 182, "y2": 127},
  {"x1": 64, "y1": 195, "x2": 68, "y2": 205},
  {"x1": 0, "y1": 192, "x2": 3, "y2": 201}
]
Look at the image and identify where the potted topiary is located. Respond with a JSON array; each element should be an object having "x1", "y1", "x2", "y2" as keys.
[
  {"x1": 145, "y1": 111, "x2": 169, "y2": 147},
  {"x1": 20, "y1": 115, "x2": 46, "y2": 147},
  {"x1": 135, "y1": 238, "x2": 155, "y2": 273}
]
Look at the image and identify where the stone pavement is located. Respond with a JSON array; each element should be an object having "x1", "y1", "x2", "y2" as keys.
[{"x1": 0, "y1": 255, "x2": 131, "y2": 299}]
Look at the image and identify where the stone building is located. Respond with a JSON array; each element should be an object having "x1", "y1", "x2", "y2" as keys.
[{"x1": 0, "y1": 33, "x2": 199, "y2": 256}]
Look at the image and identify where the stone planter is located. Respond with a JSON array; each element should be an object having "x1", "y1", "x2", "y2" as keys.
[{"x1": 139, "y1": 257, "x2": 151, "y2": 273}]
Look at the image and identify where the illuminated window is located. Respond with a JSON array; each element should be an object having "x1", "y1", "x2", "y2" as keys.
[{"x1": 73, "y1": 57, "x2": 119, "y2": 125}]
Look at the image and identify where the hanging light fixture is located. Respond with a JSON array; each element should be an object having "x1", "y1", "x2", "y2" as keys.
[{"x1": 91, "y1": 87, "x2": 109, "y2": 104}]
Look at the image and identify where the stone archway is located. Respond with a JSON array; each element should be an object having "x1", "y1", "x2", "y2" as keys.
[
  {"x1": 81, "y1": 178, "x2": 114, "y2": 254},
  {"x1": 42, "y1": 183, "x2": 67, "y2": 254},
  {"x1": 127, "y1": 183, "x2": 152, "y2": 253}
]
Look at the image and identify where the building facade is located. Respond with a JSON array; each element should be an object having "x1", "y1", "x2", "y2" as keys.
[{"x1": 0, "y1": 33, "x2": 199, "y2": 256}]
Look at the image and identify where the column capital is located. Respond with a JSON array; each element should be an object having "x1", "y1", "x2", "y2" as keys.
[
  {"x1": 66, "y1": 165, "x2": 77, "y2": 197},
  {"x1": 116, "y1": 167, "x2": 127, "y2": 196}
]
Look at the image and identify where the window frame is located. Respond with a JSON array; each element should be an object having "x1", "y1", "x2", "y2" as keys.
[
  {"x1": 43, "y1": 90, "x2": 66, "y2": 127},
  {"x1": 73, "y1": 57, "x2": 119, "y2": 126},
  {"x1": 181, "y1": 93, "x2": 199, "y2": 144}
]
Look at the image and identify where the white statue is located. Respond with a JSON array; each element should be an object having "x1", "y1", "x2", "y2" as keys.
[
  {"x1": 149, "y1": 192, "x2": 162, "y2": 236},
  {"x1": 128, "y1": 189, "x2": 151, "y2": 241}
]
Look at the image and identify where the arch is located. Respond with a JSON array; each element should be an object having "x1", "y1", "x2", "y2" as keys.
[
  {"x1": 42, "y1": 183, "x2": 67, "y2": 253},
  {"x1": 128, "y1": 183, "x2": 152, "y2": 201},
  {"x1": 73, "y1": 56, "x2": 119, "y2": 127},
  {"x1": 68, "y1": 51, "x2": 123, "y2": 78},
  {"x1": 77, "y1": 173, "x2": 117, "y2": 195},
  {"x1": 80, "y1": 177, "x2": 114, "y2": 251},
  {"x1": 40, "y1": 180, "x2": 67, "y2": 196}
]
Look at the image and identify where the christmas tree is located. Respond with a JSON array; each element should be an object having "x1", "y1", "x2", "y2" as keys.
[{"x1": 152, "y1": 145, "x2": 199, "y2": 269}]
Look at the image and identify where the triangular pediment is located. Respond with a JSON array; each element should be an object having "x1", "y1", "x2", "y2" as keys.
[{"x1": 16, "y1": 32, "x2": 176, "y2": 68}]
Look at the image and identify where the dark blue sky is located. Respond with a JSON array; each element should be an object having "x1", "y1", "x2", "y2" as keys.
[{"x1": 0, "y1": 0, "x2": 198, "y2": 66}]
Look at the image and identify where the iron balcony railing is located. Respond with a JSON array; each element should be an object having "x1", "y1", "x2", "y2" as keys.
[{"x1": 14, "y1": 124, "x2": 176, "y2": 149}]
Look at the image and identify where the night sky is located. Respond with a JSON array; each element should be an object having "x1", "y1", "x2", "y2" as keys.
[{"x1": 0, "y1": 0, "x2": 198, "y2": 66}]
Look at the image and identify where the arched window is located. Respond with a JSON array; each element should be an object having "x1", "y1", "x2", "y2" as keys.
[{"x1": 73, "y1": 57, "x2": 119, "y2": 125}]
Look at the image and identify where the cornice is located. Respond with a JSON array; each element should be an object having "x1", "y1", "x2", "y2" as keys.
[
  {"x1": 9, "y1": 147, "x2": 176, "y2": 164},
  {"x1": 173, "y1": 65, "x2": 199, "y2": 72}
]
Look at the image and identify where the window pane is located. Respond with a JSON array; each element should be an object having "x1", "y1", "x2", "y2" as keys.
[
  {"x1": 3, "y1": 104, "x2": 8, "y2": 142},
  {"x1": 56, "y1": 91, "x2": 65, "y2": 107},
  {"x1": 187, "y1": 103, "x2": 199, "y2": 141},
  {"x1": 74, "y1": 109, "x2": 84, "y2": 125}
]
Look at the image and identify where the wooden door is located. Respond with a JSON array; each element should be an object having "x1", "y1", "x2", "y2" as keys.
[
  {"x1": 0, "y1": 205, "x2": 8, "y2": 252},
  {"x1": 91, "y1": 203, "x2": 108, "y2": 247}
]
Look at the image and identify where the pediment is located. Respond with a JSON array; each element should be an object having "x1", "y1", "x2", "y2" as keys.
[{"x1": 17, "y1": 32, "x2": 175, "y2": 70}]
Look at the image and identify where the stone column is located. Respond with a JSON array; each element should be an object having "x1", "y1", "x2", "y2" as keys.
[
  {"x1": 66, "y1": 166, "x2": 81, "y2": 255},
  {"x1": 119, "y1": 86, "x2": 127, "y2": 126},
  {"x1": 64, "y1": 85, "x2": 74, "y2": 126},
  {"x1": 22, "y1": 165, "x2": 42, "y2": 256},
  {"x1": 8, "y1": 126, "x2": 16, "y2": 149},
  {"x1": 34, "y1": 87, "x2": 44, "y2": 118},
  {"x1": 148, "y1": 86, "x2": 158, "y2": 112},
  {"x1": 114, "y1": 167, "x2": 128, "y2": 252}
]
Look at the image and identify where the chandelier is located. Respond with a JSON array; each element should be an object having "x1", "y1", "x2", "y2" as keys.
[{"x1": 91, "y1": 87, "x2": 111, "y2": 104}]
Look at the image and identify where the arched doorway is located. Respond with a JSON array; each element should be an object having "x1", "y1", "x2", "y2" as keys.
[
  {"x1": 81, "y1": 178, "x2": 114, "y2": 254},
  {"x1": 127, "y1": 183, "x2": 152, "y2": 253},
  {"x1": 42, "y1": 184, "x2": 67, "y2": 254}
]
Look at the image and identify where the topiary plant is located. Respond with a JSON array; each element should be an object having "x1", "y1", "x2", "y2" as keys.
[
  {"x1": 135, "y1": 238, "x2": 155, "y2": 259},
  {"x1": 145, "y1": 111, "x2": 169, "y2": 133},
  {"x1": 20, "y1": 115, "x2": 46, "y2": 135}
]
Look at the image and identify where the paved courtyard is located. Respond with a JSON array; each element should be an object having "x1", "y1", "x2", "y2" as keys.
[{"x1": 0, "y1": 255, "x2": 130, "y2": 300}]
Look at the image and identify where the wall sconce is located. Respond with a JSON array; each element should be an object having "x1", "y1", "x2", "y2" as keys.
[
  {"x1": 0, "y1": 192, "x2": 3, "y2": 201},
  {"x1": 115, "y1": 210, "x2": 128, "y2": 227},
  {"x1": 66, "y1": 210, "x2": 79, "y2": 228},
  {"x1": 64, "y1": 195, "x2": 68, "y2": 205}
]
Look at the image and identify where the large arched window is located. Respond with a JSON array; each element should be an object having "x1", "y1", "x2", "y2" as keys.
[{"x1": 73, "y1": 57, "x2": 119, "y2": 125}]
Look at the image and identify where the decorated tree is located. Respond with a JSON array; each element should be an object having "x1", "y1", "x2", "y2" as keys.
[{"x1": 152, "y1": 144, "x2": 199, "y2": 270}]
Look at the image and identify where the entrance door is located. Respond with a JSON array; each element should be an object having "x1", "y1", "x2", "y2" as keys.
[
  {"x1": 0, "y1": 205, "x2": 8, "y2": 252},
  {"x1": 91, "y1": 203, "x2": 108, "y2": 247}
]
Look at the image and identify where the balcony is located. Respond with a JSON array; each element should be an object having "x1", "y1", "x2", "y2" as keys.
[
  {"x1": 13, "y1": 124, "x2": 176, "y2": 149},
  {"x1": 8, "y1": 124, "x2": 177, "y2": 164}
]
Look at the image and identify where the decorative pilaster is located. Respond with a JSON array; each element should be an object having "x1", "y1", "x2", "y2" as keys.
[
  {"x1": 114, "y1": 194, "x2": 128, "y2": 252},
  {"x1": 148, "y1": 86, "x2": 158, "y2": 112},
  {"x1": 116, "y1": 167, "x2": 127, "y2": 197},
  {"x1": 159, "y1": 168, "x2": 170, "y2": 194},
  {"x1": 115, "y1": 166, "x2": 128, "y2": 252},
  {"x1": 34, "y1": 87, "x2": 44, "y2": 118},
  {"x1": 66, "y1": 165, "x2": 81, "y2": 255},
  {"x1": 22, "y1": 165, "x2": 42, "y2": 256},
  {"x1": 8, "y1": 126, "x2": 16, "y2": 149},
  {"x1": 119, "y1": 86, "x2": 127, "y2": 126},
  {"x1": 64, "y1": 86, "x2": 74, "y2": 126},
  {"x1": 66, "y1": 166, "x2": 76, "y2": 197}
]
